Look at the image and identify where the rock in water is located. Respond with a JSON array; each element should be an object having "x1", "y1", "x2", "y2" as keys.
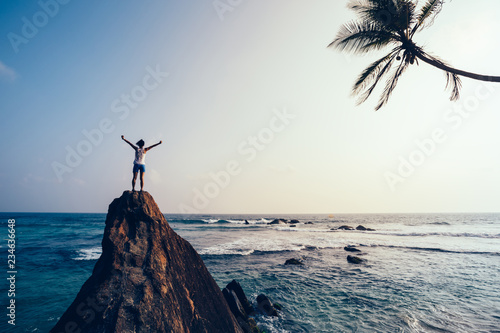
[
  {"x1": 337, "y1": 225, "x2": 354, "y2": 230},
  {"x1": 51, "y1": 191, "x2": 242, "y2": 333},
  {"x1": 284, "y1": 258, "x2": 304, "y2": 265},
  {"x1": 256, "y1": 294, "x2": 278, "y2": 317},
  {"x1": 347, "y1": 255, "x2": 365, "y2": 264},
  {"x1": 224, "y1": 280, "x2": 254, "y2": 317},
  {"x1": 223, "y1": 280, "x2": 259, "y2": 333},
  {"x1": 344, "y1": 246, "x2": 361, "y2": 252},
  {"x1": 356, "y1": 225, "x2": 375, "y2": 231}
]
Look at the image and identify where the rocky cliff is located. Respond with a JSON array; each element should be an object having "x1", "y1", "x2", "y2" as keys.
[{"x1": 51, "y1": 191, "x2": 242, "y2": 333}]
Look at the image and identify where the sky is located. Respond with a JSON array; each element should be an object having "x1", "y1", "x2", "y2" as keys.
[{"x1": 1, "y1": 0, "x2": 499, "y2": 214}]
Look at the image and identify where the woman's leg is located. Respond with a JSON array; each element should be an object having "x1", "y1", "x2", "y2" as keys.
[
  {"x1": 132, "y1": 172, "x2": 138, "y2": 191},
  {"x1": 140, "y1": 170, "x2": 145, "y2": 191}
]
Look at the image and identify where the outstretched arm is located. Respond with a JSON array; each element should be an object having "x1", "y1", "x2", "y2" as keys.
[
  {"x1": 145, "y1": 141, "x2": 162, "y2": 152},
  {"x1": 121, "y1": 135, "x2": 137, "y2": 150}
]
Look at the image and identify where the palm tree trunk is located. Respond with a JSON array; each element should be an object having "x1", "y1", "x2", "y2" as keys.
[{"x1": 415, "y1": 51, "x2": 500, "y2": 82}]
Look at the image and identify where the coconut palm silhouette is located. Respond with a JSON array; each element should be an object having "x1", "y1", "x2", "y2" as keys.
[{"x1": 330, "y1": 0, "x2": 500, "y2": 110}]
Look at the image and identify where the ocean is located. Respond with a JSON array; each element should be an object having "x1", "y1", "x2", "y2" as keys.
[{"x1": 0, "y1": 212, "x2": 499, "y2": 332}]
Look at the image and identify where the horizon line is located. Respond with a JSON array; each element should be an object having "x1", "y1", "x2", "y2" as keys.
[{"x1": 1, "y1": 211, "x2": 500, "y2": 215}]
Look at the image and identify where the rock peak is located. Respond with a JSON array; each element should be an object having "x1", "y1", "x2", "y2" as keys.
[{"x1": 51, "y1": 191, "x2": 242, "y2": 333}]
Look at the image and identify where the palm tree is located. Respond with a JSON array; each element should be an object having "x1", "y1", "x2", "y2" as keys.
[{"x1": 330, "y1": 0, "x2": 500, "y2": 110}]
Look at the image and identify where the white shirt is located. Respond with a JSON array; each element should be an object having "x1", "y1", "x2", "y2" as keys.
[{"x1": 134, "y1": 148, "x2": 146, "y2": 165}]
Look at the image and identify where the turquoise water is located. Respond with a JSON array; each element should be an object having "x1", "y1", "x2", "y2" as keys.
[{"x1": 0, "y1": 213, "x2": 499, "y2": 332}]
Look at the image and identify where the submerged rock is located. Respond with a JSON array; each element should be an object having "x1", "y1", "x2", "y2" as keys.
[
  {"x1": 273, "y1": 302, "x2": 283, "y2": 311},
  {"x1": 236, "y1": 317, "x2": 260, "y2": 333},
  {"x1": 285, "y1": 258, "x2": 304, "y2": 265},
  {"x1": 337, "y1": 225, "x2": 355, "y2": 230},
  {"x1": 347, "y1": 255, "x2": 365, "y2": 264},
  {"x1": 51, "y1": 191, "x2": 242, "y2": 333},
  {"x1": 356, "y1": 225, "x2": 375, "y2": 231},
  {"x1": 344, "y1": 246, "x2": 361, "y2": 252},
  {"x1": 268, "y1": 219, "x2": 287, "y2": 225},
  {"x1": 256, "y1": 294, "x2": 278, "y2": 317}
]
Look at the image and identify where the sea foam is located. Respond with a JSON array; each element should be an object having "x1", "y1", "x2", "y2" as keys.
[{"x1": 73, "y1": 247, "x2": 102, "y2": 260}]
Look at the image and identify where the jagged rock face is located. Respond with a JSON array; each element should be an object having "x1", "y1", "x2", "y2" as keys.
[{"x1": 51, "y1": 191, "x2": 242, "y2": 333}]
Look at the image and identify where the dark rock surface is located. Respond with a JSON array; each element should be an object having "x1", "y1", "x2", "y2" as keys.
[
  {"x1": 284, "y1": 258, "x2": 304, "y2": 265},
  {"x1": 223, "y1": 288, "x2": 247, "y2": 322},
  {"x1": 344, "y1": 246, "x2": 361, "y2": 252},
  {"x1": 256, "y1": 294, "x2": 278, "y2": 317},
  {"x1": 51, "y1": 191, "x2": 242, "y2": 333},
  {"x1": 347, "y1": 255, "x2": 365, "y2": 264},
  {"x1": 356, "y1": 225, "x2": 375, "y2": 231},
  {"x1": 337, "y1": 225, "x2": 355, "y2": 230},
  {"x1": 223, "y1": 280, "x2": 254, "y2": 319},
  {"x1": 223, "y1": 280, "x2": 259, "y2": 333}
]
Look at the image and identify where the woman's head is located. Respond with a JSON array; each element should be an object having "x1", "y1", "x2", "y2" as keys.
[{"x1": 136, "y1": 139, "x2": 145, "y2": 148}]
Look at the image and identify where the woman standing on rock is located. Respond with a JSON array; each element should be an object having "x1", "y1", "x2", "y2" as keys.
[{"x1": 121, "y1": 135, "x2": 162, "y2": 191}]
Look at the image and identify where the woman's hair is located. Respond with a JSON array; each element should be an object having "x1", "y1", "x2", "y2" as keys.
[{"x1": 136, "y1": 139, "x2": 145, "y2": 147}]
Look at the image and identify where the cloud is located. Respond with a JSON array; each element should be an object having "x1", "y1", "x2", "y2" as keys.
[{"x1": 0, "y1": 61, "x2": 17, "y2": 81}]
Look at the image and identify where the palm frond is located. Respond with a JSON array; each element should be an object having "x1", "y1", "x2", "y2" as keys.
[
  {"x1": 356, "y1": 50, "x2": 400, "y2": 105},
  {"x1": 347, "y1": 0, "x2": 372, "y2": 13},
  {"x1": 393, "y1": 0, "x2": 417, "y2": 33},
  {"x1": 411, "y1": 0, "x2": 444, "y2": 36},
  {"x1": 375, "y1": 53, "x2": 410, "y2": 110},
  {"x1": 347, "y1": 0, "x2": 405, "y2": 31},
  {"x1": 353, "y1": 48, "x2": 400, "y2": 94},
  {"x1": 359, "y1": 35, "x2": 396, "y2": 52},
  {"x1": 329, "y1": 20, "x2": 398, "y2": 54},
  {"x1": 417, "y1": 49, "x2": 462, "y2": 100},
  {"x1": 444, "y1": 71, "x2": 462, "y2": 101},
  {"x1": 347, "y1": 0, "x2": 388, "y2": 18}
]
